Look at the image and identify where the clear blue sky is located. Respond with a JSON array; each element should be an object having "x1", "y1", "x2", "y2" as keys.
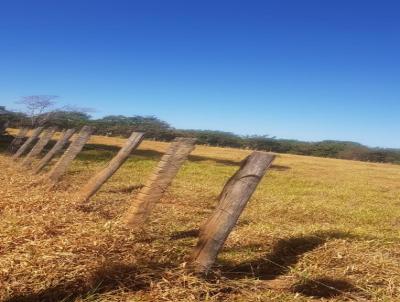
[{"x1": 1, "y1": 0, "x2": 399, "y2": 148}]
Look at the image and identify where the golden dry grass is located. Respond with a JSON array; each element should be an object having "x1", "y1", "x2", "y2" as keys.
[{"x1": 1, "y1": 130, "x2": 400, "y2": 301}]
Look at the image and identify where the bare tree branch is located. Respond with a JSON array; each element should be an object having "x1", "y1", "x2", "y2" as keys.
[{"x1": 16, "y1": 95, "x2": 58, "y2": 126}]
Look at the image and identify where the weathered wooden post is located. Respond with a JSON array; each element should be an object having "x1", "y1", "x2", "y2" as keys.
[
  {"x1": 12, "y1": 127, "x2": 44, "y2": 160},
  {"x1": 21, "y1": 127, "x2": 57, "y2": 167},
  {"x1": 190, "y1": 151, "x2": 275, "y2": 274},
  {"x1": 44, "y1": 126, "x2": 92, "y2": 184},
  {"x1": 123, "y1": 137, "x2": 196, "y2": 227},
  {"x1": 8, "y1": 127, "x2": 29, "y2": 153},
  {"x1": 32, "y1": 128, "x2": 76, "y2": 174},
  {"x1": 76, "y1": 131, "x2": 144, "y2": 204}
]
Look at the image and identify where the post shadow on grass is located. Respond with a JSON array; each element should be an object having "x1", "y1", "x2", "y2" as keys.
[
  {"x1": 290, "y1": 277, "x2": 358, "y2": 299},
  {"x1": 170, "y1": 228, "x2": 200, "y2": 240},
  {"x1": 217, "y1": 230, "x2": 357, "y2": 281},
  {"x1": 19, "y1": 138, "x2": 71, "y2": 161},
  {"x1": 4, "y1": 231, "x2": 365, "y2": 302},
  {"x1": 0, "y1": 135, "x2": 14, "y2": 152},
  {"x1": 5, "y1": 132, "x2": 70, "y2": 157},
  {"x1": 217, "y1": 230, "x2": 366, "y2": 299},
  {"x1": 106, "y1": 183, "x2": 144, "y2": 193},
  {"x1": 168, "y1": 229, "x2": 362, "y2": 298},
  {"x1": 80, "y1": 142, "x2": 291, "y2": 170},
  {"x1": 36, "y1": 139, "x2": 66, "y2": 155},
  {"x1": 169, "y1": 229, "x2": 360, "y2": 282},
  {"x1": 4, "y1": 262, "x2": 165, "y2": 302}
]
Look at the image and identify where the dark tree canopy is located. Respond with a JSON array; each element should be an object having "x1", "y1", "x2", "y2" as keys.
[
  {"x1": 93, "y1": 115, "x2": 175, "y2": 140},
  {"x1": 42, "y1": 110, "x2": 91, "y2": 129}
]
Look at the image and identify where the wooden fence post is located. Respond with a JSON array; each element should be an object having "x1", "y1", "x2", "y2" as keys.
[
  {"x1": 8, "y1": 127, "x2": 29, "y2": 153},
  {"x1": 12, "y1": 127, "x2": 44, "y2": 160},
  {"x1": 44, "y1": 126, "x2": 92, "y2": 184},
  {"x1": 123, "y1": 137, "x2": 196, "y2": 228},
  {"x1": 190, "y1": 151, "x2": 275, "y2": 274},
  {"x1": 76, "y1": 131, "x2": 144, "y2": 204},
  {"x1": 21, "y1": 127, "x2": 57, "y2": 167},
  {"x1": 32, "y1": 128, "x2": 76, "y2": 174}
]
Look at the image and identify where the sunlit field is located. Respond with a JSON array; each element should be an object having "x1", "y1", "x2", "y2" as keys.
[{"x1": 1, "y1": 130, "x2": 400, "y2": 301}]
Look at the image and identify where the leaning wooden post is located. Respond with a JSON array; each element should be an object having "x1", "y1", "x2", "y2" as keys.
[
  {"x1": 123, "y1": 137, "x2": 196, "y2": 227},
  {"x1": 8, "y1": 127, "x2": 29, "y2": 153},
  {"x1": 12, "y1": 127, "x2": 44, "y2": 160},
  {"x1": 21, "y1": 127, "x2": 57, "y2": 167},
  {"x1": 76, "y1": 131, "x2": 144, "y2": 204},
  {"x1": 190, "y1": 151, "x2": 275, "y2": 274},
  {"x1": 44, "y1": 126, "x2": 92, "y2": 184},
  {"x1": 32, "y1": 128, "x2": 76, "y2": 174}
]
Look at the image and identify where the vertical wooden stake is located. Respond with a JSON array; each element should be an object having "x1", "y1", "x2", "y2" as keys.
[
  {"x1": 77, "y1": 131, "x2": 144, "y2": 204},
  {"x1": 123, "y1": 137, "x2": 196, "y2": 228},
  {"x1": 45, "y1": 126, "x2": 92, "y2": 184},
  {"x1": 21, "y1": 127, "x2": 57, "y2": 167},
  {"x1": 8, "y1": 127, "x2": 29, "y2": 153},
  {"x1": 32, "y1": 128, "x2": 76, "y2": 174},
  {"x1": 190, "y1": 151, "x2": 275, "y2": 274},
  {"x1": 12, "y1": 127, "x2": 44, "y2": 160}
]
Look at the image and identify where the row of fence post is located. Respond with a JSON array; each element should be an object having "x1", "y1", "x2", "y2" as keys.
[{"x1": 6, "y1": 126, "x2": 275, "y2": 274}]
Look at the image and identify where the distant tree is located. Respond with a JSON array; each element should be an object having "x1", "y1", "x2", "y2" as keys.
[
  {"x1": 93, "y1": 115, "x2": 175, "y2": 140},
  {"x1": 0, "y1": 106, "x2": 10, "y2": 136},
  {"x1": 243, "y1": 135, "x2": 274, "y2": 151},
  {"x1": 43, "y1": 110, "x2": 91, "y2": 129},
  {"x1": 16, "y1": 95, "x2": 58, "y2": 126},
  {"x1": 180, "y1": 130, "x2": 242, "y2": 148}
]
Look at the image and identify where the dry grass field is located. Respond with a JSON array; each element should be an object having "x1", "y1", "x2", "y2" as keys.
[{"x1": 1, "y1": 130, "x2": 400, "y2": 301}]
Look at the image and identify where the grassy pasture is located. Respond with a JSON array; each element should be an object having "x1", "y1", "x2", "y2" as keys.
[{"x1": 0, "y1": 131, "x2": 400, "y2": 301}]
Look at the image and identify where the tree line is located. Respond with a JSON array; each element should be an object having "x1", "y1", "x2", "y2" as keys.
[{"x1": 1, "y1": 100, "x2": 399, "y2": 165}]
